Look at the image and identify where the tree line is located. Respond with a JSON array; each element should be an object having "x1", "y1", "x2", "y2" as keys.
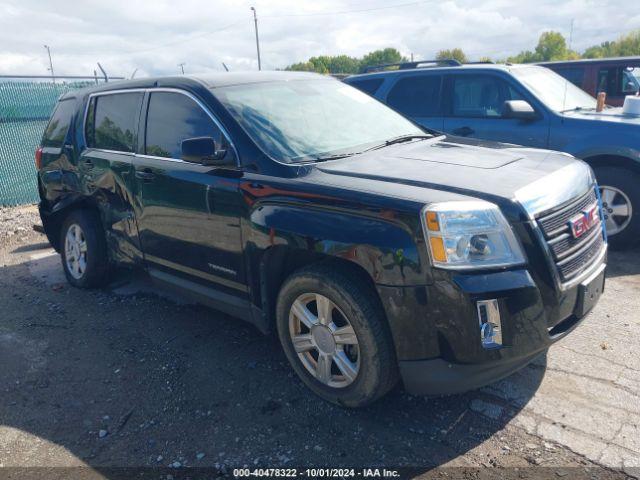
[{"x1": 284, "y1": 30, "x2": 640, "y2": 74}]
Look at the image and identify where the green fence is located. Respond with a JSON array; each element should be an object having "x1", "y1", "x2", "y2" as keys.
[{"x1": 0, "y1": 79, "x2": 95, "y2": 206}]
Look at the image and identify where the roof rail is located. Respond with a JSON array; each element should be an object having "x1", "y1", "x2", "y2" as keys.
[
  {"x1": 464, "y1": 60, "x2": 494, "y2": 64},
  {"x1": 362, "y1": 59, "x2": 461, "y2": 73}
]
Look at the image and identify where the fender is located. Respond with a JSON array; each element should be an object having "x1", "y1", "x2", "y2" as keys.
[
  {"x1": 246, "y1": 202, "x2": 427, "y2": 287},
  {"x1": 41, "y1": 190, "x2": 141, "y2": 265},
  {"x1": 573, "y1": 145, "x2": 640, "y2": 165}
]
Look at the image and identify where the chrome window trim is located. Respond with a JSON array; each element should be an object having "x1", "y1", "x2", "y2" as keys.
[
  {"x1": 134, "y1": 153, "x2": 185, "y2": 164},
  {"x1": 82, "y1": 87, "x2": 239, "y2": 167},
  {"x1": 84, "y1": 147, "x2": 135, "y2": 157},
  {"x1": 82, "y1": 88, "x2": 146, "y2": 155}
]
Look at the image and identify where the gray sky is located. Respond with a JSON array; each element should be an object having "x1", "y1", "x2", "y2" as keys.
[{"x1": 1, "y1": 0, "x2": 639, "y2": 78}]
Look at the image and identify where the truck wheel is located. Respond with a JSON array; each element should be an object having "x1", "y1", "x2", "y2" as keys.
[
  {"x1": 60, "y1": 209, "x2": 109, "y2": 288},
  {"x1": 594, "y1": 167, "x2": 640, "y2": 250},
  {"x1": 276, "y1": 263, "x2": 398, "y2": 407}
]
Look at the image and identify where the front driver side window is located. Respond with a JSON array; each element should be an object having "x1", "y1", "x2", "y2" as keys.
[
  {"x1": 451, "y1": 75, "x2": 523, "y2": 118},
  {"x1": 145, "y1": 91, "x2": 223, "y2": 159}
]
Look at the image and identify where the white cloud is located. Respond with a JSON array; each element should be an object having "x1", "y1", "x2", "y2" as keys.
[{"x1": 0, "y1": 0, "x2": 637, "y2": 78}]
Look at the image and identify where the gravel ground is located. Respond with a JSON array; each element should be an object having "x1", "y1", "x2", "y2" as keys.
[{"x1": 0, "y1": 205, "x2": 637, "y2": 479}]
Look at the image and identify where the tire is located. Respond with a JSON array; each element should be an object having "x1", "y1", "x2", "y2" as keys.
[
  {"x1": 276, "y1": 263, "x2": 398, "y2": 407},
  {"x1": 594, "y1": 166, "x2": 640, "y2": 250},
  {"x1": 59, "y1": 209, "x2": 110, "y2": 288}
]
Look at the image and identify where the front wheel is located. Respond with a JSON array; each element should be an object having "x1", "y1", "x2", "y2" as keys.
[
  {"x1": 276, "y1": 264, "x2": 398, "y2": 408},
  {"x1": 594, "y1": 167, "x2": 640, "y2": 250}
]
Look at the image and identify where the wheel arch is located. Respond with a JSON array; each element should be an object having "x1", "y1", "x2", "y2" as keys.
[
  {"x1": 42, "y1": 195, "x2": 103, "y2": 251},
  {"x1": 258, "y1": 245, "x2": 386, "y2": 334},
  {"x1": 582, "y1": 154, "x2": 640, "y2": 176}
]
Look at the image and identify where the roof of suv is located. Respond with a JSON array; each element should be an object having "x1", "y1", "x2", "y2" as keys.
[
  {"x1": 60, "y1": 71, "x2": 324, "y2": 100},
  {"x1": 537, "y1": 56, "x2": 640, "y2": 67},
  {"x1": 345, "y1": 63, "x2": 538, "y2": 82}
]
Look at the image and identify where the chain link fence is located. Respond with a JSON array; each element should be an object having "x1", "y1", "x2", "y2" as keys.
[{"x1": 0, "y1": 77, "x2": 112, "y2": 206}]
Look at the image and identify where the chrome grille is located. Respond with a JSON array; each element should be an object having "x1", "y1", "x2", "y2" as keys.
[{"x1": 535, "y1": 189, "x2": 605, "y2": 283}]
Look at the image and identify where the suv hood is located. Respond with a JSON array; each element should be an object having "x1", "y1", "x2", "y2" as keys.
[
  {"x1": 563, "y1": 107, "x2": 640, "y2": 125},
  {"x1": 315, "y1": 136, "x2": 593, "y2": 218}
]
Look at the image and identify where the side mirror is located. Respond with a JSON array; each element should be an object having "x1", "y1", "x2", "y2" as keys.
[
  {"x1": 181, "y1": 136, "x2": 233, "y2": 166},
  {"x1": 502, "y1": 100, "x2": 538, "y2": 121}
]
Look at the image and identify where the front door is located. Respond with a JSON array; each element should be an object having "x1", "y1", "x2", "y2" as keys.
[
  {"x1": 133, "y1": 90, "x2": 246, "y2": 296},
  {"x1": 442, "y1": 73, "x2": 550, "y2": 148}
]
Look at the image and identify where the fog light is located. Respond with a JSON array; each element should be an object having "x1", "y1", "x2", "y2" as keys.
[{"x1": 477, "y1": 299, "x2": 502, "y2": 349}]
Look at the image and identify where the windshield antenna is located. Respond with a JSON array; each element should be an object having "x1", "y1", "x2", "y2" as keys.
[{"x1": 561, "y1": 19, "x2": 574, "y2": 113}]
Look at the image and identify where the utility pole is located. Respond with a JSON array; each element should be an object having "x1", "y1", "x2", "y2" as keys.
[
  {"x1": 178, "y1": 62, "x2": 186, "y2": 74},
  {"x1": 44, "y1": 45, "x2": 55, "y2": 84},
  {"x1": 250, "y1": 7, "x2": 262, "y2": 71}
]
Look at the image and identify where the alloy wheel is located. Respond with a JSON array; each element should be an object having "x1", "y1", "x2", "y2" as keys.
[
  {"x1": 600, "y1": 185, "x2": 632, "y2": 236},
  {"x1": 64, "y1": 223, "x2": 88, "y2": 279},
  {"x1": 288, "y1": 293, "x2": 360, "y2": 388}
]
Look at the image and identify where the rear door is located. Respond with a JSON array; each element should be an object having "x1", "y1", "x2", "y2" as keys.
[
  {"x1": 134, "y1": 89, "x2": 247, "y2": 297},
  {"x1": 39, "y1": 98, "x2": 77, "y2": 201},
  {"x1": 383, "y1": 73, "x2": 444, "y2": 131},
  {"x1": 442, "y1": 72, "x2": 549, "y2": 148},
  {"x1": 80, "y1": 90, "x2": 144, "y2": 263}
]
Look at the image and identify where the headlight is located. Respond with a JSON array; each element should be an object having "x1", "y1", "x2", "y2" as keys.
[{"x1": 421, "y1": 201, "x2": 525, "y2": 269}]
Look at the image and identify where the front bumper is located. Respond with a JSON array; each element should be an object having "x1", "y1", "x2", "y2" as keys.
[
  {"x1": 399, "y1": 349, "x2": 545, "y2": 396},
  {"x1": 377, "y1": 260, "x2": 606, "y2": 396}
]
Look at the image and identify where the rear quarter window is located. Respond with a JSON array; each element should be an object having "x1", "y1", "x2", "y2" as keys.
[
  {"x1": 347, "y1": 77, "x2": 384, "y2": 96},
  {"x1": 85, "y1": 92, "x2": 143, "y2": 152},
  {"x1": 42, "y1": 99, "x2": 76, "y2": 147}
]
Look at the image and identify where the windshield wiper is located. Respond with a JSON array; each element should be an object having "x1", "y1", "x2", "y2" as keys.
[
  {"x1": 384, "y1": 134, "x2": 433, "y2": 146},
  {"x1": 291, "y1": 152, "x2": 357, "y2": 164},
  {"x1": 560, "y1": 106, "x2": 596, "y2": 113},
  {"x1": 293, "y1": 134, "x2": 433, "y2": 163},
  {"x1": 362, "y1": 134, "x2": 433, "y2": 153}
]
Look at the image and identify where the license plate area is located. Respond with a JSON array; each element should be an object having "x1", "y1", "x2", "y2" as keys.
[{"x1": 575, "y1": 265, "x2": 606, "y2": 317}]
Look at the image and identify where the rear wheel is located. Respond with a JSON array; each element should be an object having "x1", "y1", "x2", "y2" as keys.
[
  {"x1": 594, "y1": 167, "x2": 640, "y2": 249},
  {"x1": 276, "y1": 264, "x2": 398, "y2": 407},
  {"x1": 60, "y1": 209, "x2": 110, "y2": 288}
]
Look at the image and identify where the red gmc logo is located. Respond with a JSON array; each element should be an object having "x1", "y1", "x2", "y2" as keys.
[{"x1": 568, "y1": 204, "x2": 600, "y2": 239}]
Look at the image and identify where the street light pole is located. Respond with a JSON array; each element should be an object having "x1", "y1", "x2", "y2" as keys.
[
  {"x1": 178, "y1": 62, "x2": 186, "y2": 74},
  {"x1": 44, "y1": 45, "x2": 55, "y2": 84},
  {"x1": 250, "y1": 7, "x2": 262, "y2": 71}
]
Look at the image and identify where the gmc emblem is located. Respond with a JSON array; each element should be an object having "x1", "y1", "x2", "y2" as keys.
[{"x1": 568, "y1": 204, "x2": 599, "y2": 239}]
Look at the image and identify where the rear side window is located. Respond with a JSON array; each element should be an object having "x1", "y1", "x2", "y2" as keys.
[
  {"x1": 348, "y1": 78, "x2": 384, "y2": 96},
  {"x1": 85, "y1": 92, "x2": 143, "y2": 152},
  {"x1": 42, "y1": 99, "x2": 75, "y2": 147},
  {"x1": 555, "y1": 67, "x2": 585, "y2": 87},
  {"x1": 386, "y1": 75, "x2": 442, "y2": 117},
  {"x1": 145, "y1": 92, "x2": 223, "y2": 159}
]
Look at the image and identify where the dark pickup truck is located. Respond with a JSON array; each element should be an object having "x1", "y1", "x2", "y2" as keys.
[{"x1": 36, "y1": 72, "x2": 607, "y2": 407}]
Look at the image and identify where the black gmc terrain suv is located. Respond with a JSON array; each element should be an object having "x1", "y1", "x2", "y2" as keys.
[{"x1": 36, "y1": 72, "x2": 607, "y2": 407}]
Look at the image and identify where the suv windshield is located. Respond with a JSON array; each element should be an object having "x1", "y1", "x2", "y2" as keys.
[
  {"x1": 512, "y1": 66, "x2": 597, "y2": 112},
  {"x1": 215, "y1": 79, "x2": 425, "y2": 163}
]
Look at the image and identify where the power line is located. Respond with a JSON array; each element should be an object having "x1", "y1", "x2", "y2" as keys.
[
  {"x1": 261, "y1": 1, "x2": 429, "y2": 18},
  {"x1": 122, "y1": 18, "x2": 245, "y2": 56}
]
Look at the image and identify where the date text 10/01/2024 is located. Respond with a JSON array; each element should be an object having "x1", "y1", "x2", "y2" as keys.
[{"x1": 233, "y1": 468, "x2": 401, "y2": 477}]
